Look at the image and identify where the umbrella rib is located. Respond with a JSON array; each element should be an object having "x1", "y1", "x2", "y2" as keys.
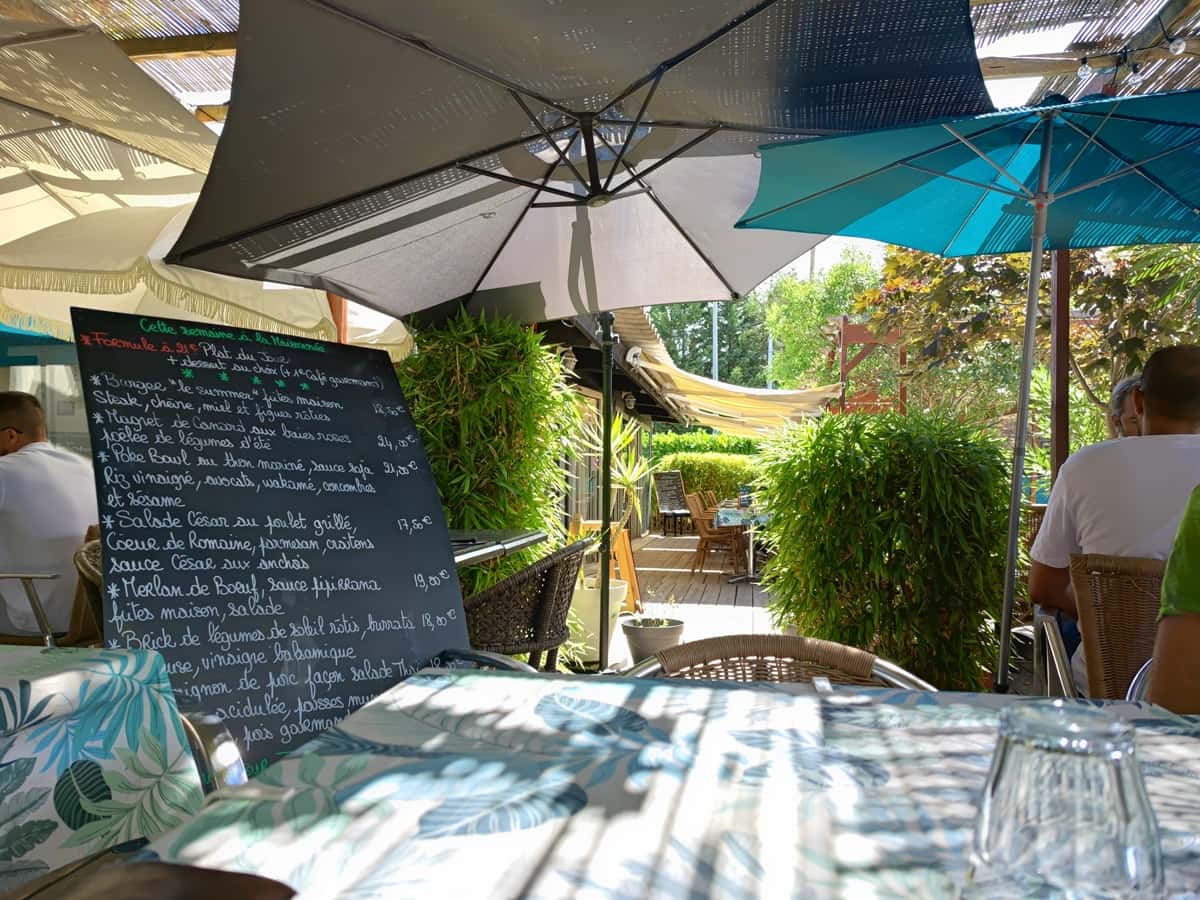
[
  {"x1": 467, "y1": 155, "x2": 564, "y2": 300},
  {"x1": 595, "y1": 130, "x2": 738, "y2": 298},
  {"x1": 607, "y1": 127, "x2": 720, "y2": 197},
  {"x1": 1054, "y1": 115, "x2": 1200, "y2": 213},
  {"x1": 457, "y1": 164, "x2": 587, "y2": 201},
  {"x1": 507, "y1": 92, "x2": 588, "y2": 190},
  {"x1": 1049, "y1": 105, "x2": 1119, "y2": 194},
  {"x1": 602, "y1": 73, "x2": 663, "y2": 193},
  {"x1": 942, "y1": 123, "x2": 1036, "y2": 199},
  {"x1": 940, "y1": 122, "x2": 1044, "y2": 256},
  {"x1": 1063, "y1": 108, "x2": 1200, "y2": 129},
  {"x1": 1052, "y1": 132, "x2": 1200, "y2": 209},
  {"x1": 897, "y1": 163, "x2": 1027, "y2": 199},
  {"x1": 594, "y1": 117, "x2": 843, "y2": 137},
  {"x1": 739, "y1": 118, "x2": 1026, "y2": 227},
  {"x1": 600, "y1": 0, "x2": 786, "y2": 116},
  {"x1": 302, "y1": 0, "x2": 573, "y2": 115},
  {"x1": 172, "y1": 126, "x2": 578, "y2": 263}
]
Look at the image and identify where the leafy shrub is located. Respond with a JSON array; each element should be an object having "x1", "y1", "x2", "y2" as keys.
[
  {"x1": 650, "y1": 431, "x2": 761, "y2": 457},
  {"x1": 657, "y1": 452, "x2": 762, "y2": 502},
  {"x1": 396, "y1": 311, "x2": 581, "y2": 596},
  {"x1": 759, "y1": 413, "x2": 1007, "y2": 690}
]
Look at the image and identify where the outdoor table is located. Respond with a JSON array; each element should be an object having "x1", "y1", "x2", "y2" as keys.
[
  {"x1": 144, "y1": 669, "x2": 1200, "y2": 897},
  {"x1": 714, "y1": 504, "x2": 770, "y2": 582},
  {"x1": 0, "y1": 646, "x2": 203, "y2": 889},
  {"x1": 449, "y1": 529, "x2": 548, "y2": 567}
]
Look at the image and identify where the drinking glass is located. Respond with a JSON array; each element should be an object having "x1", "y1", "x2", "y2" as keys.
[{"x1": 963, "y1": 700, "x2": 1163, "y2": 899}]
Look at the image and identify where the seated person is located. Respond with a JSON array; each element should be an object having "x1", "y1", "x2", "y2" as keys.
[
  {"x1": 1109, "y1": 374, "x2": 1141, "y2": 438},
  {"x1": 0, "y1": 392, "x2": 98, "y2": 634},
  {"x1": 1150, "y1": 485, "x2": 1200, "y2": 713},
  {"x1": 1030, "y1": 346, "x2": 1200, "y2": 694}
]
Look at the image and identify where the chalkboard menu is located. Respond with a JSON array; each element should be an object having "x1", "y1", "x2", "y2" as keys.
[{"x1": 72, "y1": 308, "x2": 467, "y2": 771}]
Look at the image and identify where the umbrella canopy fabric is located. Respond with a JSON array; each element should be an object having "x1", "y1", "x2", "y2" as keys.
[
  {"x1": 737, "y1": 88, "x2": 1200, "y2": 692},
  {"x1": 738, "y1": 90, "x2": 1200, "y2": 254},
  {"x1": 168, "y1": 0, "x2": 993, "y2": 320}
]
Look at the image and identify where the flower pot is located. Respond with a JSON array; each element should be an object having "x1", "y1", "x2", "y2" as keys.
[
  {"x1": 621, "y1": 617, "x2": 685, "y2": 663},
  {"x1": 572, "y1": 578, "x2": 627, "y2": 664}
]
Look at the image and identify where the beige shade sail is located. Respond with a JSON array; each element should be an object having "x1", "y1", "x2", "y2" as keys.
[{"x1": 611, "y1": 307, "x2": 837, "y2": 436}]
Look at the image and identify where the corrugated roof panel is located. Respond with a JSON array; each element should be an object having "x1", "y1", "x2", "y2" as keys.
[{"x1": 37, "y1": 0, "x2": 238, "y2": 38}]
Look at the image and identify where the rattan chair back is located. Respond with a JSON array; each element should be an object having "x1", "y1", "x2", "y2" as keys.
[
  {"x1": 1070, "y1": 554, "x2": 1165, "y2": 700},
  {"x1": 463, "y1": 539, "x2": 593, "y2": 671},
  {"x1": 650, "y1": 634, "x2": 889, "y2": 687}
]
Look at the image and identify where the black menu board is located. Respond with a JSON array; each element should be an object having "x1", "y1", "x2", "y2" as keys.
[{"x1": 71, "y1": 308, "x2": 466, "y2": 772}]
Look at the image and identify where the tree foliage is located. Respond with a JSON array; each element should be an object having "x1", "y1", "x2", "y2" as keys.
[
  {"x1": 853, "y1": 246, "x2": 1198, "y2": 411},
  {"x1": 765, "y1": 249, "x2": 881, "y2": 389},
  {"x1": 649, "y1": 296, "x2": 769, "y2": 387}
]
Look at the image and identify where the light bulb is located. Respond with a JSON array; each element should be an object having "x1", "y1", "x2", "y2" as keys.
[
  {"x1": 1127, "y1": 63, "x2": 1145, "y2": 86},
  {"x1": 1170, "y1": 37, "x2": 1188, "y2": 56},
  {"x1": 1077, "y1": 59, "x2": 1093, "y2": 79}
]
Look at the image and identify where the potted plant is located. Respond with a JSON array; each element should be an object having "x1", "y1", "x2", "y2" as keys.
[
  {"x1": 572, "y1": 411, "x2": 657, "y2": 663},
  {"x1": 620, "y1": 613, "x2": 684, "y2": 663}
]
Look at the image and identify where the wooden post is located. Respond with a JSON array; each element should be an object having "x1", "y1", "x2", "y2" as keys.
[
  {"x1": 326, "y1": 292, "x2": 349, "y2": 344},
  {"x1": 838, "y1": 315, "x2": 849, "y2": 412},
  {"x1": 1050, "y1": 250, "x2": 1070, "y2": 480}
]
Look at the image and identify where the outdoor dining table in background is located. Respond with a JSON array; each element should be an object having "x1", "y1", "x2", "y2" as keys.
[
  {"x1": 714, "y1": 504, "x2": 771, "y2": 583},
  {"x1": 0, "y1": 646, "x2": 203, "y2": 890},
  {"x1": 145, "y1": 668, "x2": 1200, "y2": 897}
]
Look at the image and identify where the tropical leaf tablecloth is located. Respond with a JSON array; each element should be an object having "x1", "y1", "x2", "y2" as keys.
[
  {"x1": 148, "y1": 669, "x2": 1200, "y2": 899},
  {"x1": 0, "y1": 647, "x2": 203, "y2": 889}
]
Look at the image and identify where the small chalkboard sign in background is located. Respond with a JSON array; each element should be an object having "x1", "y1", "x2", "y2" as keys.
[{"x1": 72, "y1": 307, "x2": 466, "y2": 771}]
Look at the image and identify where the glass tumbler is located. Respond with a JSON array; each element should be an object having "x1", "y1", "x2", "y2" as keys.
[{"x1": 963, "y1": 700, "x2": 1163, "y2": 899}]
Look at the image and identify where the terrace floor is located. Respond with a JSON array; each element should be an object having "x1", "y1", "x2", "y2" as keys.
[{"x1": 605, "y1": 532, "x2": 779, "y2": 669}]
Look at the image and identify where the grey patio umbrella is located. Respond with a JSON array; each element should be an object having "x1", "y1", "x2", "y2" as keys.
[{"x1": 169, "y1": 0, "x2": 994, "y2": 667}]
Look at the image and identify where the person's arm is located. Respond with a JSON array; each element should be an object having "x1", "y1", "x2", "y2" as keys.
[
  {"x1": 1029, "y1": 561, "x2": 1076, "y2": 617},
  {"x1": 1149, "y1": 486, "x2": 1200, "y2": 711},
  {"x1": 1148, "y1": 613, "x2": 1200, "y2": 713},
  {"x1": 1028, "y1": 468, "x2": 1079, "y2": 616}
]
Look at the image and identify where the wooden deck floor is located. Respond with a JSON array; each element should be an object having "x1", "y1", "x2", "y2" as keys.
[{"x1": 605, "y1": 533, "x2": 779, "y2": 669}]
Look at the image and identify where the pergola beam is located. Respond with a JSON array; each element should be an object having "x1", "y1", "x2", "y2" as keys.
[
  {"x1": 981, "y1": 45, "x2": 1192, "y2": 80},
  {"x1": 116, "y1": 31, "x2": 236, "y2": 60}
]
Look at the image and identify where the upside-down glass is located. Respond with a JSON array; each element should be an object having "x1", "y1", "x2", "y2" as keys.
[{"x1": 963, "y1": 701, "x2": 1164, "y2": 898}]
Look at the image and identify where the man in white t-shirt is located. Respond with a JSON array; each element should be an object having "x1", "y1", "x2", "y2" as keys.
[
  {"x1": 0, "y1": 392, "x2": 98, "y2": 634},
  {"x1": 1030, "y1": 346, "x2": 1200, "y2": 694}
]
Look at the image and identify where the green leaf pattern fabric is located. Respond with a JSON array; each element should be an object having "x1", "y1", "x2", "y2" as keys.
[
  {"x1": 0, "y1": 647, "x2": 202, "y2": 887},
  {"x1": 147, "y1": 669, "x2": 1200, "y2": 897}
]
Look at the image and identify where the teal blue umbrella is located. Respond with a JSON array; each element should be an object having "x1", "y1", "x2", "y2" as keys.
[{"x1": 737, "y1": 89, "x2": 1200, "y2": 691}]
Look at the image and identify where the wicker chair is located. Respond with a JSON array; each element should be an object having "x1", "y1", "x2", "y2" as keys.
[
  {"x1": 652, "y1": 470, "x2": 691, "y2": 535},
  {"x1": 74, "y1": 539, "x2": 104, "y2": 635},
  {"x1": 463, "y1": 539, "x2": 593, "y2": 671},
  {"x1": 684, "y1": 492, "x2": 745, "y2": 574},
  {"x1": 626, "y1": 633, "x2": 936, "y2": 690},
  {"x1": 1070, "y1": 554, "x2": 1165, "y2": 700}
]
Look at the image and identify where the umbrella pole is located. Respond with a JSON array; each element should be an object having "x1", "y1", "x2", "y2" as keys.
[
  {"x1": 598, "y1": 311, "x2": 615, "y2": 671},
  {"x1": 995, "y1": 114, "x2": 1055, "y2": 693}
]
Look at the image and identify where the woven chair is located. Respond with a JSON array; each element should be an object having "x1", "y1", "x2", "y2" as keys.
[
  {"x1": 1069, "y1": 554, "x2": 1165, "y2": 700},
  {"x1": 74, "y1": 539, "x2": 105, "y2": 636},
  {"x1": 652, "y1": 470, "x2": 691, "y2": 535},
  {"x1": 463, "y1": 539, "x2": 593, "y2": 671},
  {"x1": 626, "y1": 633, "x2": 936, "y2": 690},
  {"x1": 684, "y1": 493, "x2": 745, "y2": 574}
]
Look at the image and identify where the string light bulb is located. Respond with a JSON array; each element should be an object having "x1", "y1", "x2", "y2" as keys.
[
  {"x1": 1077, "y1": 58, "x2": 1093, "y2": 79},
  {"x1": 1170, "y1": 37, "x2": 1188, "y2": 56},
  {"x1": 1127, "y1": 62, "x2": 1145, "y2": 86}
]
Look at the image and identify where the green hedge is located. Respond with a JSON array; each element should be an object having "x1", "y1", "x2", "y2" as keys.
[
  {"x1": 657, "y1": 452, "x2": 762, "y2": 503},
  {"x1": 396, "y1": 311, "x2": 581, "y2": 596},
  {"x1": 650, "y1": 431, "x2": 761, "y2": 458},
  {"x1": 759, "y1": 413, "x2": 1007, "y2": 691}
]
